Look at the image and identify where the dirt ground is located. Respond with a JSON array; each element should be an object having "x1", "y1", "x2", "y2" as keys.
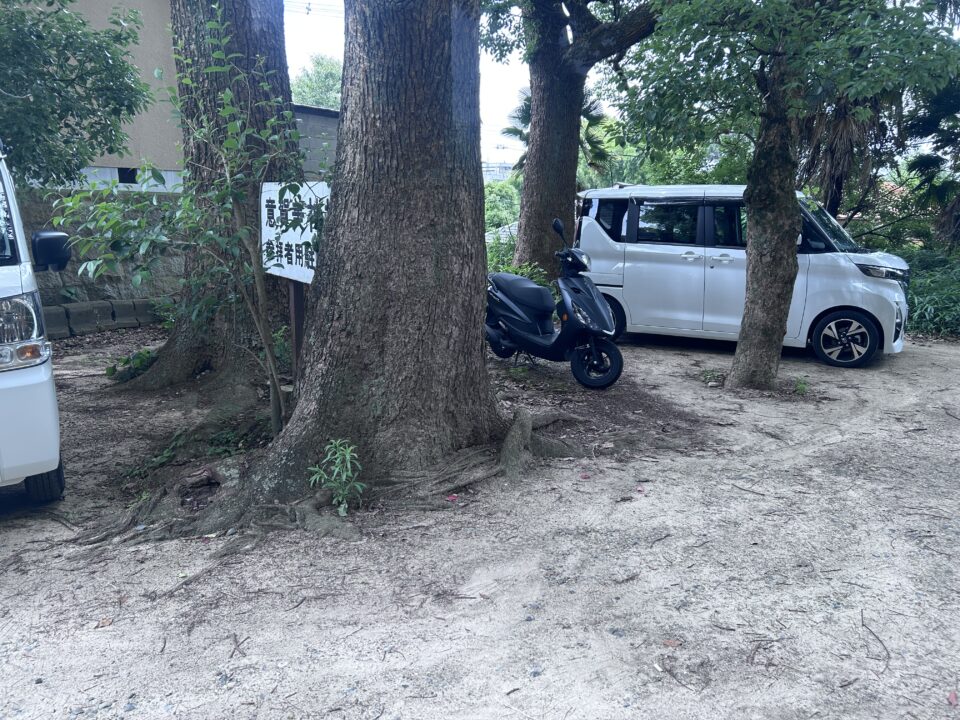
[{"x1": 1, "y1": 328, "x2": 959, "y2": 719}]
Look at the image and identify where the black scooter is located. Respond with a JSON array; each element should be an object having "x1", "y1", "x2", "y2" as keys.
[{"x1": 485, "y1": 218, "x2": 624, "y2": 389}]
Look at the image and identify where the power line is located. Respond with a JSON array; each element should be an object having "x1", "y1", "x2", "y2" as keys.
[{"x1": 284, "y1": 1, "x2": 343, "y2": 17}]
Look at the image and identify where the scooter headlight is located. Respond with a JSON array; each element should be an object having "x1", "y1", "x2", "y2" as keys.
[
  {"x1": 0, "y1": 291, "x2": 51, "y2": 371},
  {"x1": 572, "y1": 302, "x2": 594, "y2": 328}
]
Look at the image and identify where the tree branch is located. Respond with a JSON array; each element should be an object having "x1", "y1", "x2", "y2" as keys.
[
  {"x1": 564, "y1": 0, "x2": 601, "y2": 36},
  {"x1": 564, "y1": 3, "x2": 656, "y2": 71}
]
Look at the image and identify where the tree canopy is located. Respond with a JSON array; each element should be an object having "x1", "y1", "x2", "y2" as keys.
[
  {"x1": 290, "y1": 53, "x2": 343, "y2": 109},
  {"x1": 0, "y1": 0, "x2": 151, "y2": 185},
  {"x1": 610, "y1": 0, "x2": 960, "y2": 162}
]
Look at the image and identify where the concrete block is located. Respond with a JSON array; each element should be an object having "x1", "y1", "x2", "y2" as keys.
[
  {"x1": 110, "y1": 300, "x2": 139, "y2": 329},
  {"x1": 89, "y1": 301, "x2": 117, "y2": 331},
  {"x1": 64, "y1": 303, "x2": 96, "y2": 335},
  {"x1": 64, "y1": 301, "x2": 115, "y2": 335},
  {"x1": 43, "y1": 305, "x2": 71, "y2": 340},
  {"x1": 132, "y1": 298, "x2": 162, "y2": 326}
]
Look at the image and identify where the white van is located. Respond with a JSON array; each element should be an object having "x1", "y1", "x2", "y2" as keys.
[
  {"x1": 577, "y1": 185, "x2": 910, "y2": 367},
  {"x1": 0, "y1": 148, "x2": 71, "y2": 501}
]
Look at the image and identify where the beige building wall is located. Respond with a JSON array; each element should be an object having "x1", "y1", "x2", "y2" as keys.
[
  {"x1": 71, "y1": 0, "x2": 182, "y2": 173},
  {"x1": 70, "y1": 2, "x2": 339, "y2": 181}
]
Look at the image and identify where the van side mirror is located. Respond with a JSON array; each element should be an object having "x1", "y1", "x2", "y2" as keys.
[
  {"x1": 552, "y1": 218, "x2": 565, "y2": 238},
  {"x1": 31, "y1": 230, "x2": 71, "y2": 272}
]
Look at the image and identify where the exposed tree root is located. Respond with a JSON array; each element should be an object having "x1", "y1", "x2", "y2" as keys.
[
  {"x1": 386, "y1": 408, "x2": 585, "y2": 502},
  {"x1": 72, "y1": 409, "x2": 586, "y2": 547}
]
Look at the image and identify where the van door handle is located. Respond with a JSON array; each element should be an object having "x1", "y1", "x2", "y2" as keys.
[
  {"x1": 709, "y1": 254, "x2": 734, "y2": 264},
  {"x1": 680, "y1": 251, "x2": 700, "y2": 262}
]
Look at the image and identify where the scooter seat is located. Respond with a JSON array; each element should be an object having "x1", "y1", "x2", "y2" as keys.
[{"x1": 489, "y1": 272, "x2": 554, "y2": 314}]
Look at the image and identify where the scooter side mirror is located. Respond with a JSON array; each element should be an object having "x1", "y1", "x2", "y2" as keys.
[{"x1": 552, "y1": 218, "x2": 565, "y2": 238}]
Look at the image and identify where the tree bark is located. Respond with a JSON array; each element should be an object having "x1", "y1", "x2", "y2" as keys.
[
  {"x1": 727, "y1": 61, "x2": 801, "y2": 390},
  {"x1": 513, "y1": 2, "x2": 655, "y2": 278},
  {"x1": 137, "y1": 0, "x2": 297, "y2": 391},
  {"x1": 514, "y1": 53, "x2": 586, "y2": 275},
  {"x1": 250, "y1": 0, "x2": 501, "y2": 501}
]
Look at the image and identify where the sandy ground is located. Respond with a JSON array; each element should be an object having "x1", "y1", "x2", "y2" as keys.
[{"x1": 1, "y1": 329, "x2": 959, "y2": 719}]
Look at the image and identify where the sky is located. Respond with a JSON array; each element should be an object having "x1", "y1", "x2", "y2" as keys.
[{"x1": 283, "y1": 0, "x2": 527, "y2": 166}]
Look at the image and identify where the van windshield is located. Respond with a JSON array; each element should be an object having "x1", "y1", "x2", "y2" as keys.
[
  {"x1": 0, "y1": 170, "x2": 18, "y2": 265},
  {"x1": 800, "y1": 197, "x2": 862, "y2": 253}
]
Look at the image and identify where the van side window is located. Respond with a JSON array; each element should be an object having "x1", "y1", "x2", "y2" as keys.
[
  {"x1": 591, "y1": 199, "x2": 629, "y2": 242},
  {"x1": 800, "y1": 220, "x2": 830, "y2": 253},
  {"x1": 0, "y1": 175, "x2": 17, "y2": 265},
  {"x1": 714, "y1": 205, "x2": 746, "y2": 248},
  {"x1": 634, "y1": 205, "x2": 698, "y2": 245}
]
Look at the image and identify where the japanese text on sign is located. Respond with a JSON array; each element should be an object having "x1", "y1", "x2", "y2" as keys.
[{"x1": 261, "y1": 181, "x2": 329, "y2": 284}]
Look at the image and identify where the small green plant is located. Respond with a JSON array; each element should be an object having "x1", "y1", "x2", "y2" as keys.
[
  {"x1": 262, "y1": 325, "x2": 291, "y2": 374},
  {"x1": 507, "y1": 365, "x2": 529, "y2": 380},
  {"x1": 59, "y1": 287, "x2": 82, "y2": 303},
  {"x1": 701, "y1": 369, "x2": 726, "y2": 386},
  {"x1": 126, "y1": 431, "x2": 185, "y2": 479},
  {"x1": 152, "y1": 297, "x2": 178, "y2": 331},
  {"x1": 308, "y1": 440, "x2": 365, "y2": 516},
  {"x1": 794, "y1": 376, "x2": 809, "y2": 395},
  {"x1": 106, "y1": 348, "x2": 157, "y2": 382}
]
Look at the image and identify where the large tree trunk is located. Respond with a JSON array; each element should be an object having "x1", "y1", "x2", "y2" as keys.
[
  {"x1": 513, "y1": 54, "x2": 586, "y2": 276},
  {"x1": 250, "y1": 0, "x2": 500, "y2": 502},
  {"x1": 136, "y1": 0, "x2": 296, "y2": 391},
  {"x1": 727, "y1": 62, "x2": 801, "y2": 390},
  {"x1": 510, "y1": 2, "x2": 655, "y2": 278}
]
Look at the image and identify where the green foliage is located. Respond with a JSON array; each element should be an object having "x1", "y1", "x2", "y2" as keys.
[
  {"x1": 578, "y1": 135, "x2": 752, "y2": 189},
  {"x1": 126, "y1": 431, "x2": 186, "y2": 480},
  {"x1": 0, "y1": 0, "x2": 151, "y2": 185},
  {"x1": 308, "y1": 440, "x2": 365, "y2": 516},
  {"x1": 700, "y1": 369, "x2": 726, "y2": 386},
  {"x1": 270, "y1": 325, "x2": 292, "y2": 373},
  {"x1": 486, "y1": 223, "x2": 517, "y2": 270},
  {"x1": 291, "y1": 54, "x2": 342, "y2": 109},
  {"x1": 504, "y1": 87, "x2": 615, "y2": 179},
  {"x1": 484, "y1": 180, "x2": 520, "y2": 231},
  {"x1": 485, "y1": 222, "x2": 551, "y2": 289},
  {"x1": 610, "y1": 1, "x2": 959, "y2": 152},
  {"x1": 152, "y1": 297, "x2": 178, "y2": 331},
  {"x1": 794, "y1": 377, "x2": 809, "y2": 396},
  {"x1": 105, "y1": 348, "x2": 157, "y2": 382},
  {"x1": 895, "y1": 248, "x2": 960, "y2": 336}
]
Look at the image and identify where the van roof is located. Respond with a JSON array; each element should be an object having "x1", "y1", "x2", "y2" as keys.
[{"x1": 578, "y1": 184, "x2": 806, "y2": 201}]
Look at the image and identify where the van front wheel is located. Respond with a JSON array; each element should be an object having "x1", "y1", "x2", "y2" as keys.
[
  {"x1": 24, "y1": 461, "x2": 65, "y2": 504},
  {"x1": 604, "y1": 296, "x2": 626, "y2": 341},
  {"x1": 812, "y1": 311, "x2": 880, "y2": 368}
]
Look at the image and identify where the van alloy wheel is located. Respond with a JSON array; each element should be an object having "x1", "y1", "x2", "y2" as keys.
[{"x1": 812, "y1": 311, "x2": 879, "y2": 368}]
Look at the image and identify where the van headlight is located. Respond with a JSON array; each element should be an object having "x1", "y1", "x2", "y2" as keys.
[
  {"x1": 855, "y1": 264, "x2": 909, "y2": 283},
  {"x1": 0, "y1": 291, "x2": 51, "y2": 371}
]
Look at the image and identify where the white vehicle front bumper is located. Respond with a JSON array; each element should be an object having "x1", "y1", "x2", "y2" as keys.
[{"x1": 0, "y1": 360, "x2": 60, "y2": 487}]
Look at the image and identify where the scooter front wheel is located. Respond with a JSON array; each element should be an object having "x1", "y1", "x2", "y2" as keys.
[{"x1": 570, "y1": 338, "x2": 623, "y2": 389}]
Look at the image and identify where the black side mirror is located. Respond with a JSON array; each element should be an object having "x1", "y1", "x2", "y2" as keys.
[
  {"x1": 31, "y1": 230, "x2": 71, "y2": 272},
  {"x1": 552, "y1": 218, "x2": 565, "y2": 238}
]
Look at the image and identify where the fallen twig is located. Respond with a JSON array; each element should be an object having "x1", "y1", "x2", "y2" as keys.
[
  {"x1": 730, "y1": 483, "x2": 766, "y2": 497},
  {"x1": 861, "y1": 609, "x2": 891, "y2": 673},
  {"x1": 649, "y1": 533, "x2": 671, "y2": 548}
]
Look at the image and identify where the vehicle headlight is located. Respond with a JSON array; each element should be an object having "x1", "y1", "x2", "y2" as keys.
[
  {"x1": 580, "y1": 253, "x2": 591, "y2": 271},
  {"x1": 0, "y1": 291, "x2": 51, "y2": 372},
  {"x1": 855, "y1": 264, "x2": 909, "y2": 283},
  {"x1": 572, "y1": 303, "x2": 594, "y2": 328}
]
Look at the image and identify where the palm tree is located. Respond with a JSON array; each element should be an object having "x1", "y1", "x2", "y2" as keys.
[{"x1": 503, "y1": 88, "x2": 614, "y2": 177}]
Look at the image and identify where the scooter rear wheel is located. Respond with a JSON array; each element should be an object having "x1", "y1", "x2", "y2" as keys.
[{"x1": 570, "y1": 338, "x2": 623, "y2": 389}]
